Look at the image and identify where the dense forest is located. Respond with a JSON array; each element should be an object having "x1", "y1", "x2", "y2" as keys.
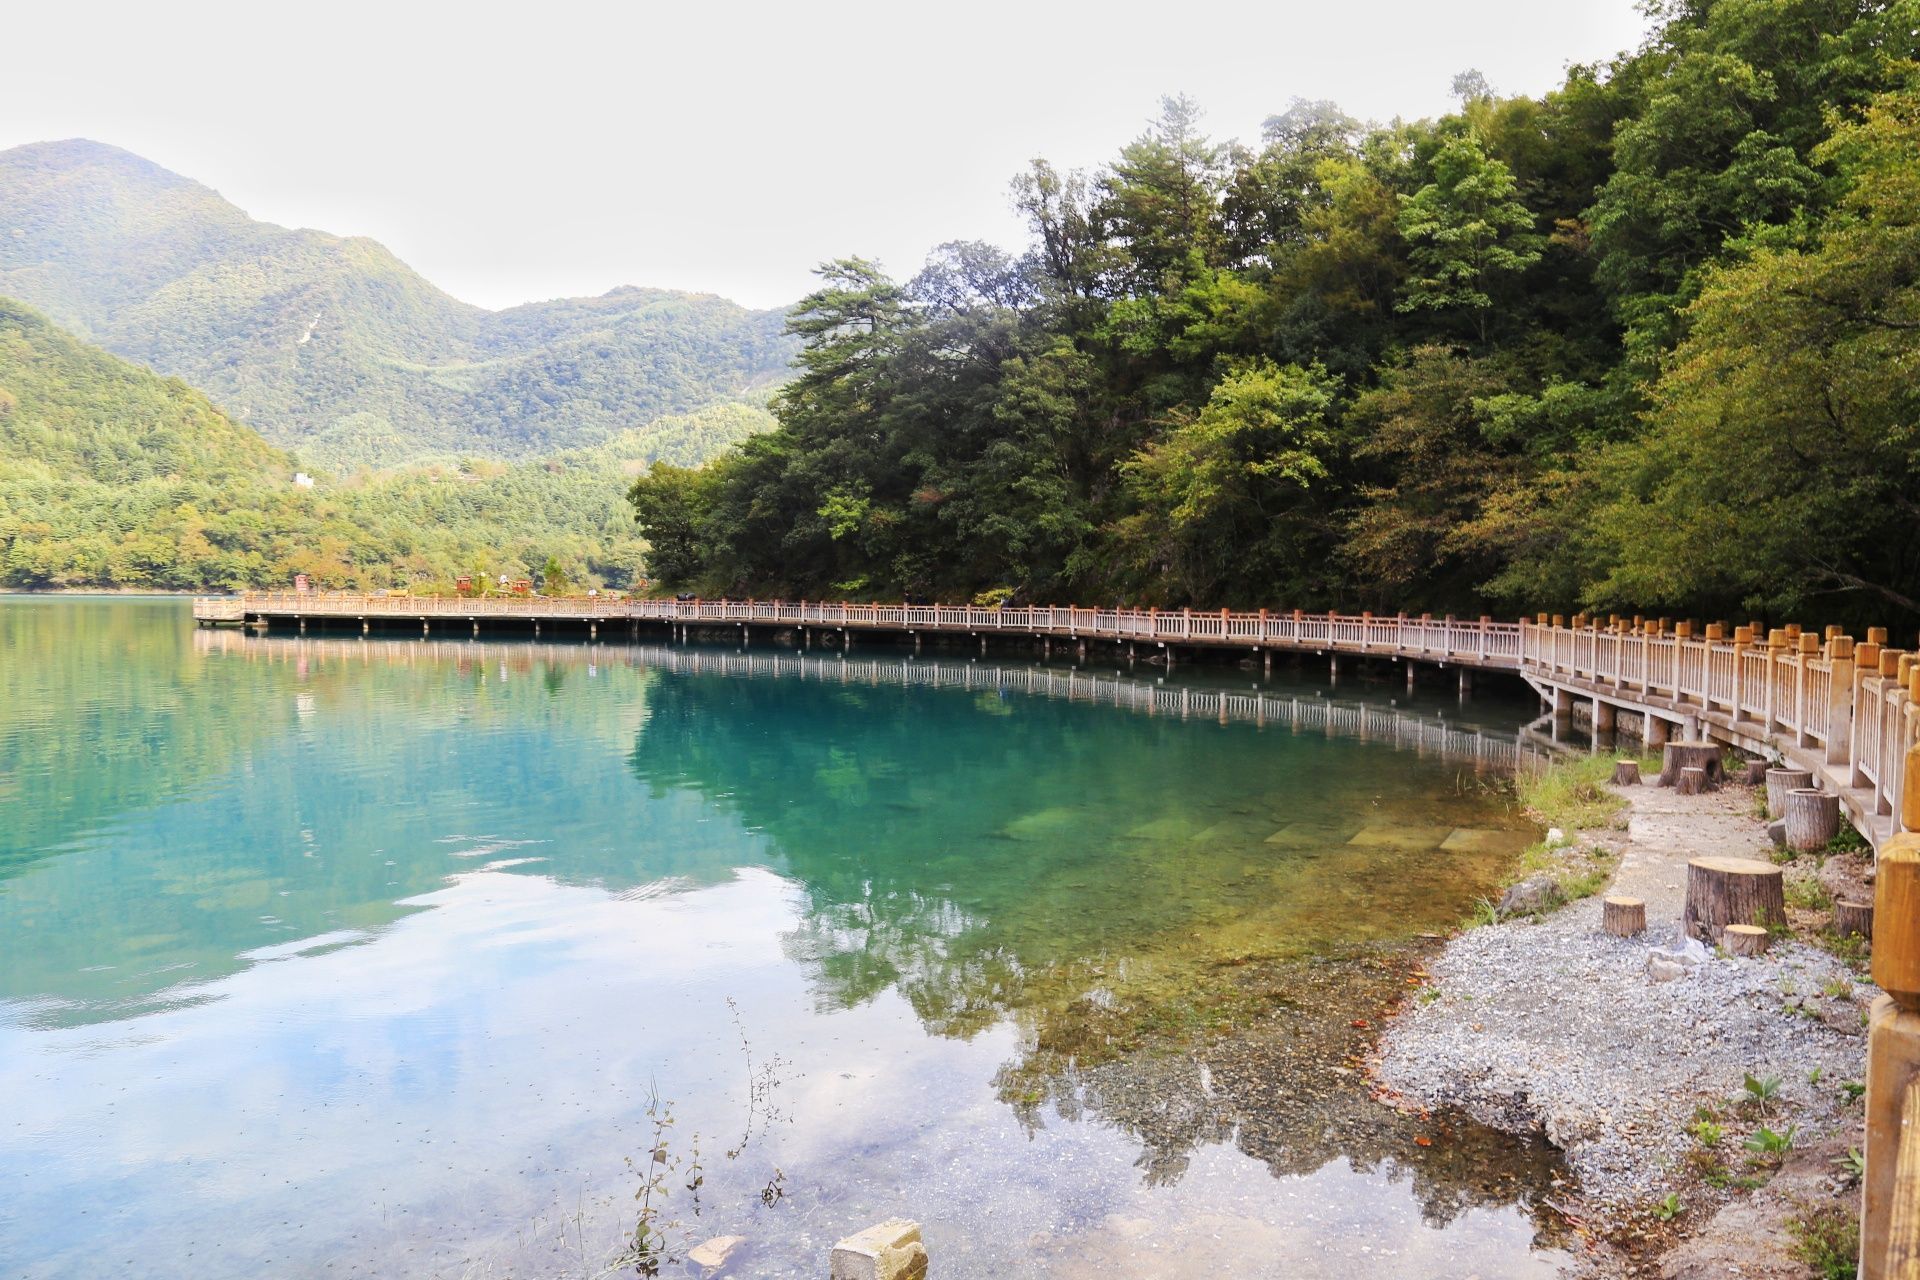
[
  {"x1": 0, "y1": 141, "x2": 796, "y2": 469},
  {"x1": 631, "y1": 0, "x2": 1920, "y2": 625},
  {"x1": 0, "y1": 297, "x2": 772, "y2": 591}
]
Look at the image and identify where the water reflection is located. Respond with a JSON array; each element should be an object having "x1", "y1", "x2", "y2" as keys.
[{"x1": 0, "y1": 602, "x2": 1570, "y2": 1278}]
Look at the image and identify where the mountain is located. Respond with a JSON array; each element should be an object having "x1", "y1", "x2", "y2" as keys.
[
  {"x1": 0, "y1": 295, "x2": 771, "y2": 590},
  {"x1": 0, "y1": 139, "x2": 795, "y2": 469}
]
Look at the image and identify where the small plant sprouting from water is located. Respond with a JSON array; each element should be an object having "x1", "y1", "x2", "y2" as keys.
[
  {"x1": 620, "y1": 1087, "x2": 695, "y2": 1276},
  {"x1": 612, "y1": 999, "x2": 793, "y2": 1276}
]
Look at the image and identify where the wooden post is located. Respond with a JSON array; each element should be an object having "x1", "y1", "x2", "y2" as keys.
[
  {"x1": 1785, "y1": 788, "x2": 1841, "y2": 851},
  {"x1": 1866, "y1": 834, "x2": 1920, "y2": 1276},
  {"x1": 1832, "y1": 636, "x2": 1859, "y2": 766},
  {"x1": 1604, "y1": 896, "x2": 1647, "y2": 937},
  {"x1": 1683, "y1": 856, "x2": 1787, "y2": 941}
]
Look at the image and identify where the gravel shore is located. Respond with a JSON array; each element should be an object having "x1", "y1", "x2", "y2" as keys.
[{"x1": 1373, "y1": 775, "x2": 1872, "y2": 1246}]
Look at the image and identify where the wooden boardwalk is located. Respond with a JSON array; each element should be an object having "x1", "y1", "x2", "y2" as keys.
[{"x1": 195, "y1": 593, "x2": 1916, "y2": 849}]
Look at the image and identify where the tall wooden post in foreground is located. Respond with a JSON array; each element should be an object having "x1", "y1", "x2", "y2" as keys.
[{"x1": 1864, "y1": 830, "x2": 1920, "y2": 1276}]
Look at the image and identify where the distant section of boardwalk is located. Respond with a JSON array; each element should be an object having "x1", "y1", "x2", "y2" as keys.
[
  {"x1": 194, "y1": 593, "x2": 1917, "y2": 850},
  {"x1": 193, "y1": 592, "x2": 1525, "y2": 665}
]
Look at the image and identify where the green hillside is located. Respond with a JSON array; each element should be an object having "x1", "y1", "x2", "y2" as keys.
[
  {"x1": 0, "y1": 296, "x2": 772, "y2": 590},
  {"x1": 0, "y1": 140, "x2": 794, "y2": 469}
]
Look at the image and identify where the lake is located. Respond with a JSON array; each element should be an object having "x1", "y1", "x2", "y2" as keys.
[{"x1": 0, "y1": 596, "x2": 1572, "y2": 1277}]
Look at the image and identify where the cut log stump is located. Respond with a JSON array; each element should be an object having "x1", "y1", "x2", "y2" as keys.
[
  {"x1": 1683, "y1": 856, "x2": 1787, "y2": 943},
  {"x1": 1724, "y1": 923, "x2": 1772, "y2": 957},
  {"x1": 1745, "y1": 759, "x2": 1772, "y2": 786},
  {"x1": 1659, "y1": 743, "x2": 1723, "y2": 789},
  {"x1": 1836, "y1": 899, "x2": 1874, "y2": 940},
  {"x1": 1603, "y1": 896, "x2": 1647, "y2": 937},
  {"x1": 1765, "y1": 768, "x2": 1814, "y2": 819},
  {"x1": 1612, "y1": 759, "x2": 1641, "y2": 787},
  {"x1": 1676, "y1": 766, "x2": 1708, "y2": 796},
  {"x1": 1784, "y1": 788, "x2": 1841, "y2": 852}
]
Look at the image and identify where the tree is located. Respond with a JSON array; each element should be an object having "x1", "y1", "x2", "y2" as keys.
[
  {"x1": 629, "y1": 463, "x2": 715, "y2": 589},
  {"x1": 1578, "y1": 85, "x2": 1920, "y2": 621},
  {"x1": 541, "y1": 554, "x2": 571, "y2": 595},
  {"x1": 1116, "y1": 359, "x2": 1339, "y2": 602},
  {"x1": 1396, "y1": 131, "x2": 1543, "y2": 343},
  {"x1": 1098, "y1": 95, "x2": 1230, "y2": 294}
]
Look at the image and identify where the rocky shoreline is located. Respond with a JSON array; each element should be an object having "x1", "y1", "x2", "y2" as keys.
[{"x1": 1374, "y1": 769, "x2": 1873, "y2": 1277}]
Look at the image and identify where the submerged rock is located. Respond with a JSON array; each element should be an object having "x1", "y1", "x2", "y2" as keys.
[{"x1": 690, "y1": 1235, "x2": 744, "y2": 1269}]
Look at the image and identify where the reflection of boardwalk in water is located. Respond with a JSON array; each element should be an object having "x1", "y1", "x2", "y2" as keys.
[{"x1": 194, "y1": 629, "x2": 1544, "y2": 775}]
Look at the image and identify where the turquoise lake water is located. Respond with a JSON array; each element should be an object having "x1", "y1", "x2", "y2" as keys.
[{"x1": 0, "y1": 597, "x2": 1573, "y2": 1277}]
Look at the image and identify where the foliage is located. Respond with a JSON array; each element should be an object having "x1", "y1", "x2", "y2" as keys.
[
  {"x1": 1786, "y1": 1200, "x2": 1860, "y2": 1280},
  {"x1": 0, "y1": 297, "x2": 774, "y2": 590},
  {"x1": 1512, "y1": 754, "x2": 1640, "y2": 832},
  {"x1": 631, "y1": 8, "x2": 1920, "y2": 627}
]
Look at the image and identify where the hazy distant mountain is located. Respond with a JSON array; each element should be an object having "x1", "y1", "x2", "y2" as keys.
[
  {"x1": 0, "y1": 295, "x2": 773, "y2": 591},
  {"x1": 0, "y1": 139, "x2": 795, "y2": 469}
]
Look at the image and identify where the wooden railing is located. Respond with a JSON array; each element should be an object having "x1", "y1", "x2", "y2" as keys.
[{"x1": 197, "y1": 592, "x2": 1527, "y2": 664}]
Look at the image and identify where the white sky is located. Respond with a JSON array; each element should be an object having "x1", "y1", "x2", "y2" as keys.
[{"x1": 5, "y1": 0, "x2": 1650, "y2": 311}]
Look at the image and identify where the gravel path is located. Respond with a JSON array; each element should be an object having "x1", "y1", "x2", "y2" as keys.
[{"x1": 1373, "y1": 778, "x2": 1871, "y2": 1220}]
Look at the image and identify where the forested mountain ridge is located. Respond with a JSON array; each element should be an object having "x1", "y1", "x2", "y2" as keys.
[
  {"x1": 0, "y1": 296, "x2": 773, "y2": 590},
  {"x1": 631, "y1": 0, "x2": 1920, "y2": 626},
  {"x1": 0, "y1": 139, "x2": 796, "y2": 469}
]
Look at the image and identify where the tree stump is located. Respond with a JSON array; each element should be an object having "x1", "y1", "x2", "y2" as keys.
[
  {"x1": 1659, "y1": 743, "x2": 1723, "y2": 788},
  {"x1": 1612, "y1": 759, "x2": 1641, "y2": 786},
  {"x1": 1745, "y1": 759, "x2": 1772, "y2": 786},
  {"x1": 1836, "y1": 899, "x2": 1874, "y2": 940},
  {"x1": 1724, "y1": 923, "x2": 1772, "y2": 957},
  {"x1": 1676, "y1": 766, "x2": 1708, "y2": 795},
  {"x1": 1765, "y1": 768, "x2": 1814, "y2": 819},
  {"x1": 1683, "y1": 856, "x2": 1788, "y2": 942},
  {"x1": 1603, "y1": 896, "x2": 1647, "y2": 937},
  {"x1": 1784, "y1": 788, "x2": 1840, "y2": 851}
]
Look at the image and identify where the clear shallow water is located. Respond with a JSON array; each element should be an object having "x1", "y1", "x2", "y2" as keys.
[{"x1": 0, "y1": 597, "x2": 1572, "y2": 1278}]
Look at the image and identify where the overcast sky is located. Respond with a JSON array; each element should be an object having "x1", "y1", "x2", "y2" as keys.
[{"x1": 6, "y1": 0, "x2": 1650, "y2": 311}]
